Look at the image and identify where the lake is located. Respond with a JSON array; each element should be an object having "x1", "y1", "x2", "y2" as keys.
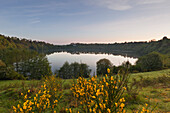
[{"x1": 47, "y1": 52, "x2": 138, "y2": 75}]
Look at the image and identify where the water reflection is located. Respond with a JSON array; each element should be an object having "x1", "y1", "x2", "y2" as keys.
[{"x1": 46, "y1": 52, "x2": 138, "y2": 74}]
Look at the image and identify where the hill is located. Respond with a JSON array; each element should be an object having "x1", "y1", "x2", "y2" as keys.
[
  {"x1": 62, "y1": 36, "x2": 170, "y2": 56},
  {"x1": 0, "y1": 34, "x2": 169, "y2": 56},
  {"x1": 0, "y1": 34, "x2": 61, "y2": 53}
]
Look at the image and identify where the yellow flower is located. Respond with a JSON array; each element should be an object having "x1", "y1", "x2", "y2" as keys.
[
  {"x1": 111, "y1": 76, "x2": 114, "y2": 80},
  {"x1": 107, "y1": 108, "x2": 111, "y2": 113},
  {"x1": 106, "y1": 82, "x2": 109, "y2": 87},
  {"x1": 20, "y1": 108, "x2": 23, "y2": 112},
  {"x1": 21, "y1": 93, "x2": 23, "y2": 96},
  {"x1": 115, "y1": 103, "x2": 118, "y2": 107},
  {"x1": 93, "y1": 108, "x2": 96, "y2": 112},
  {"x1": 89, "y1": 108, "x2": 92, "y2": 112},
  {"x1": 17, "y1": 104, "x2": 20, "y2": 108},
  {"x1": 120, "y1": 103, "x2": 125, "y2": 108},
  {"x1": 13, "y1": 106, "x2": 16, "y2": 110},
  {"x1": 28, "y1": 90, "x2": 30, "y2": 93},
  {"x1": 37, "y1": 104, "x2": 39, "y2": 108},
  {"x1": 123, "y1": 87, "x2": 126, "y2": 90},
  {"x1": 69, "y1": 108, "x2": 72, "y2": 113},
  {"x1": 96, "y1": 89, "x2": 100, "y2": 96},
  {"x1": 92, "y1": 96, "x2": 96, "y2": 99},
  {"x1": 23, "y1": 105, "x2": 27, "y2": 109},
  {"x1": 107, "y1": 68, "x2": 110, "y2": 73},
  {"x1": 145, "y1": 103, "x2": 148, "y2": 107}
]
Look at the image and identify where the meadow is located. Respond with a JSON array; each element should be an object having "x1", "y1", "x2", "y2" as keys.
[{"x1": 0, "y1": 69, "x2": 169, "y2": 113}]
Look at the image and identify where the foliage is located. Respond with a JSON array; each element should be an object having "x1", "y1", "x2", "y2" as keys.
[
  {"x1": 0, "y1": 34, "x2": 60, "y2": 53},
  {"x1": 17, "y1": 55, "x2": 52, "y2": 80},
  {"x1": 70, "y1": 69, "x2": 128, "y2": 113},
  {"x1": 96, "y1": 58, "x2": 113, "y2": 75},
  {"x1": 0, "y1": 60, "x2": 25, "y2": 80},
  {"x1": 0, "y1": 48, "x2": 52, "y2": 80},
  {"x1": 1, "y1": 34, "x2": 169, "y2": 57},
  {"x1": 61, "y1": 37, "x2": 170, "y2": 56},
  {"x1": 12, "y1": 76, "x2": 62, "y2": 113},
  {"x1": 57, "y1": 62, "x2": 91, "y2": 79},
  {"x1": 136, "y1": 52, "x2": 164, "y2": 71},
  {"x1": 3, "y1": 69, "x2": 169, "y2": 113},
  {"x1": 136, "y1": 75, "x2": 170, "y2": 87}
]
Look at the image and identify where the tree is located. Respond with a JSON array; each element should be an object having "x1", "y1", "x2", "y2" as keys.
[
  {"x1": 58, "y1": 62, "x2": 72, "y2": 79},
  {"x1": 79, "y1": 63, "x2": 91, "y2": 78},
  {"x1": 136, "y1": 52, "x2": 163, "y2": 71},
  {"x1": 57, "y1": 62, "x2": 91, "y2": 79},
  {"x1": 18, "y1": 55, "x2": 52, "y2": 79},
  {"x1": 96, "y1": 58, "x2": 112, "y2": 75}
]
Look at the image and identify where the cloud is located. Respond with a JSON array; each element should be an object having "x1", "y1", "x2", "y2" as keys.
[
  {"x1": 90, "y1": 0, "x2": 132, "y2": 10},
  {"x1": 136, "y1": 0, "x2": 166, "y2": 5},
  {"x1": 88, "y1": 0, "x2": 168, "y2": 11},
  {"x1": 59, "y1": 11, "x2": 92, "y2": 16},
  {"x1": 30, "y1": 20, "x2": 40, "y2": 24},
  {"x1": 29, "y1": 18, "x2": 40, "y2": 24}
]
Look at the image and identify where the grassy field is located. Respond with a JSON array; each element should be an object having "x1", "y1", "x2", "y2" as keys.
[{"x1": 0, "y1": 69, "x2": 170, "y2": 113}]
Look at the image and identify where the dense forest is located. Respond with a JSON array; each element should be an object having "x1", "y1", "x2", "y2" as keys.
[
  {"x1": 0, "y1": 34, "x2": 170, "y2": 56},
  {"x1": 61, "y1": 36, "x2": 170, "y2": 57},
  {"x1": 0, "y1": 34, "x2": 62, "y2": 53}
]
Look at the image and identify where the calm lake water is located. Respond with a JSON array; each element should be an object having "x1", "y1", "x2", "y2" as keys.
[{"x1": 47, "y1": 52, "x2": 138, "y2": 74}]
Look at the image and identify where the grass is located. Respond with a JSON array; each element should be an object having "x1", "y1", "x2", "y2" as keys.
[
  {"x1": 129, "y1": 69, "x2": 170, "y2": 80},
  {"x1": 0, "y1": 69, "x2": 170, "y2": 113}
]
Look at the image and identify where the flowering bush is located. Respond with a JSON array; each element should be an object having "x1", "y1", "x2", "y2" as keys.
[
  {"x1": 13, "y1": 76, "x2": 62, "y2": 113},
  {"x1": 12, "y1": 69, "x2": 155, "y2": 113},
  {"x1": 70, "y1": 68, "x2": 128, "y2": 113}
]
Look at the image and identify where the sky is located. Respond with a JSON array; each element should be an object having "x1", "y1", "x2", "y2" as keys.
[{"x1": 0, "y1": 0, "x2": 170, "y2": 44}]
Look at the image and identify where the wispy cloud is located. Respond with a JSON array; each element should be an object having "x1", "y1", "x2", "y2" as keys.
[
  {"x1": 88, "y1": 0, "x2": 168, "y2": 11},
  {"x1": 29, "y1": 18, "x2": 40, "y2": 24},
  {"x1": 89, "y1": 0, "x2": 131, "y2": 11},
  {"x1": 30, "y1": 20, "x2": 40, "y2": 24},
  {"x1": 136, "y1": 0, "x2": 166, "y2": 5},
  {"x1": 59, "y1": 11, "x2": 92, "y2": 16}
]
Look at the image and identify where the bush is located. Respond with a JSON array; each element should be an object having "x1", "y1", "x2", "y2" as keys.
[{"x1": 136, "y1": 52, "x2": 164, "y2": 71}]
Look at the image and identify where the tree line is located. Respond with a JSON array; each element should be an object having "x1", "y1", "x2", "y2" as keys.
[
  {"x1": 1, "y1": 34, "x2": 170, "y2": 56},
  {"x1": 54, "y1": 52, "x2": 170, "y2": 79},
  {"x1": 61, "y1": 36, "x2": 170, "y2": 56}
]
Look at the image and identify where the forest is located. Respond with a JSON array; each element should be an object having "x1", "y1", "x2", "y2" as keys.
[{"x1": 1, "y1": 34, "x2": 170, "y2": 56}]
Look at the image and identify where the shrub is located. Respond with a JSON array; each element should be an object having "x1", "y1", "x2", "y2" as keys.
[
  {"x1": 136, "y1": 52, "x2": 164, "y2": 71},
  {"x1": 12, "y1": 76, "x2": 62, "y2": 113},
  {"x1": 70, "y1": 68, "x2": 128, "y2": 113}
]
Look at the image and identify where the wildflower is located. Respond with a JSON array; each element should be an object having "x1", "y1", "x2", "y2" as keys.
[
  {"x1": 115, "y1": 103, "x2": 118, "y2": 107},
  {"x1": 107, "y1": 68, "x2": 110, "y2": 73},
  {"x1": 69, "y1": 108, "x2": 72, "y2": 113},
  {"x1": 120, "y1": 103, "x2": 125, "y2": 108},
  {"x1": 92, "y1": 96, "x2": 96, "y2": 99},
  {"x1": 107, "y1": 108, "x2": 111, "y2": 113},
  {"x1": 145, "y1": 103, "x2": 148, "y2": 107}
]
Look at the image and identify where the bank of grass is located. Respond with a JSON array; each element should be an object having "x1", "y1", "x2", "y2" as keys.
[{"x1": 0, "y1": 69, "x2": 170, "y2": 112}]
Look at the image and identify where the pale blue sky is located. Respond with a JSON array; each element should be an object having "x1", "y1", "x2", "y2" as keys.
[{"x1": 0, "y1": 0, "x2": 170, "y2": 44}]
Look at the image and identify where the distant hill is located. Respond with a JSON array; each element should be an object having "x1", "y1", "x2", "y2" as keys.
[
  {"x1": 62, "y1": 36, "x2": 170, "y2": 56},
  {"x1": 0, "y1": 34, "x2": 61, "y2": 53},
  {"x1": 0, "y1": 34, "x2": 169, "y2": 56}
]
